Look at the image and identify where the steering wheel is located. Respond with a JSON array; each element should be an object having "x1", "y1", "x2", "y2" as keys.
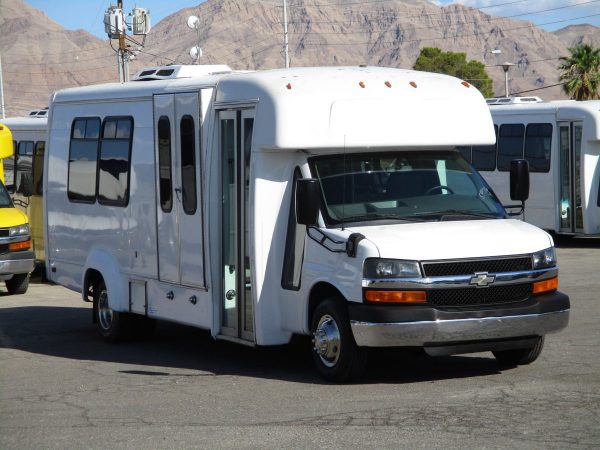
[{"x1": 424, "y1": 185, "x2": 455, "y2": 195}]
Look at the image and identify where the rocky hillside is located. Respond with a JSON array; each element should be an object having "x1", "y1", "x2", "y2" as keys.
[
  {"x1": 553, "y1": 24, "x2": 600, "y2": 48},
  {"x1": 2, "y1": 0, "x2": 600, "y2": 116}
]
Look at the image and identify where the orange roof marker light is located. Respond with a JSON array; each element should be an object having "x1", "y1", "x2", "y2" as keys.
[
  {"x1": 384, "y1": 81, "x2": 392, "y2": 88},
  {"x1": 286, "y1": 83, "x2": 292, "y2": 90},
  {"x1": 461, "y1": 81, "x2": 471, "y2": 88},
  {"x1": 409, "y1": 81, "x2": 417, "y2": 88},
  {"x1": 359, "y1": 81, "x2": 366, "y2": 88}
]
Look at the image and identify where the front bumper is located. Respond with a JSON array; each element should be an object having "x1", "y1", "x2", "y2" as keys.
[
  {"x1": 349, "y1": 291, "x2": 570, "y2": 348},
  {"x1": 0, "y1": 251, "x2": 35, "y2": 280}
]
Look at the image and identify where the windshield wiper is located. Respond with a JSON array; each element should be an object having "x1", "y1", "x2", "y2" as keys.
[
  {"x1": 342, "y1": 212, "x2": 426, "y2": 223},
  {"x1": 438, "y1": 210, "x2": 500, "y2": 220}
]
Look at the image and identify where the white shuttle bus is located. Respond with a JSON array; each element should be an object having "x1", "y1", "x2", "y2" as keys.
[
  {"x1": 45, "y1": 66, "x2": 569, "y2": 381},
  {"x1": 460, "y1": 97, "x2": 600, "y2": 236}
]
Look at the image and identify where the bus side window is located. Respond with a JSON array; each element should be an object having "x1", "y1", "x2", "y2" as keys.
[
  {"x1": 282, "y1": 167, "x2": 306, "y2": 291},
  {"x1": 98, "y1": 116, "x2": 134, "y2": 206},
  {"x1": 16, "y1": 141, "x2": 34, "y2": 195},
  {"x1": 68, "y1": 117, "x2": 101, "y2": 203},
  {"x1": 33, "y1": 141, "x2": 45, "y2": 195},
  {"x1": 472, "y1": 124, "x2": 497, "y2": 171},
  {"x1": 524, "y1": 123, "x2": 552, "y2": 173},
  {"x1": 497, "y1": 124, "x2": 525, "y2": 171}
]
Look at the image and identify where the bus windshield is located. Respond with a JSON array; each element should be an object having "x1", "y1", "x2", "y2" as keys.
[
  {"x1": 310, "y1": 151, "x2": 506, "y2": 226},
  {"x1": 0, "y1": 180, "x2": 12, "y2": 208}
]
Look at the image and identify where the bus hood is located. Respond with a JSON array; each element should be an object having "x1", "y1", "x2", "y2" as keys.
[
  {"x1": 0, "y1": 207, "x2": 29, "y2": 228},
  {"x1": 350, "y1": 219, "x2": 553, "y2": 261}
]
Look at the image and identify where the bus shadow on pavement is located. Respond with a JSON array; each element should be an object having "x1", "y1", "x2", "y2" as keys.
[{"x1": 0, "y1": 305, "x2": 506, "y2": 384}]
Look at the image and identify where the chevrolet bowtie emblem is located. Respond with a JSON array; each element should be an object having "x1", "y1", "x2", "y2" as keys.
[{"x1": 469, "y1": 272, "x2": 496, "y2": 287}]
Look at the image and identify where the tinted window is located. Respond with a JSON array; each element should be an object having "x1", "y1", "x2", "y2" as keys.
[
  {"x1": 498, "y1": 124, "x2": 525, "y2": 171},
  {"x1": 33, "y1": 141, "x2": 45, "y2": 196},
  {"x1": 525, "y1": 123, "x2": 552, "y2": 173},
  {"x1": 456, "y1": 146, "x2": 471, "y2": 163},
  {"x1": 472, "y1": 125, "x2": 497, "y2": 171},
  {"x1": 158, "y1": 116, "x2": 173, "y2": 213},
  {"x1": 180, "y1": 115, "x2": 197, "y2": 214},
  {"x1": 98, "y1": 117, "x2": 133, "y2": 206},
  {"x1": 282, "y1": 167, "x2": 305, "y2": 290},
  {"x1": 15, "y1": 141, "x2": 34, "y2": 195},
  {"x1": 68, "y1": 117, "x2": 100, "y2": 202}
]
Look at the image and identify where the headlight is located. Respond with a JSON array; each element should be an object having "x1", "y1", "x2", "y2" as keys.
[
  {"x1": 364, "y1": 258, "x2": 421, "y2": 278},
  {"x1": 9, "y1": 224, "x2": 30, "y2": 237},
  {"x1": 532, "y1": 247, "x2": 556, "y2": 269}
]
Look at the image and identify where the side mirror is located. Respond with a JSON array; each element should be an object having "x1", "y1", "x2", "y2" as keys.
[
  {"x1": 510, "y1": 159, "x2": 529, "y2": 202},
  {"x1": 296, "y1": 178, "x2": 320, "y2": 226}
]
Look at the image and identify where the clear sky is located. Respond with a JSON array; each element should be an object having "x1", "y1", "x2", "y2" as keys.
[{"x1": 25, "y1": 0, "x2": 600, "y2": 39}]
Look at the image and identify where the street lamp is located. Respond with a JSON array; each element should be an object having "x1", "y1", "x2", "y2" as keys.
[{"x1": 501, "y1": 62, "x2": 515, "y2": 98}]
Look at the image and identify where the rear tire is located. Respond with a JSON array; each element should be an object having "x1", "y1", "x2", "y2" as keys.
[
  {"x1": 493, "y1": 336, "x2": 545, "y2": 366},
  {"x1": 311, "y1": 298, "x2": 367, "y2": 382},
  {"x1": 94, "y1": 280, "x2": 129, "y2": 343},
  {"x1": 5, "y1": 273, "x2": 29, "y2": 295}
]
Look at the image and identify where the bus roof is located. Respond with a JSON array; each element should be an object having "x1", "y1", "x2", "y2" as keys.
[{"x1": 50, "y1": 65, "x2": 495, "y2": 150}]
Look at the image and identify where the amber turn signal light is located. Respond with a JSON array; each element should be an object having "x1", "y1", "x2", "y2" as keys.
[
  {"x1": 532, "y1": 277, "x2": 558, "y2": 295},
  {"x1": 9, "y1": 240, "x2": 32, "y2": 252},
  {"x1": 364, "y1": 290, "x2": 427, "y2": 303}
]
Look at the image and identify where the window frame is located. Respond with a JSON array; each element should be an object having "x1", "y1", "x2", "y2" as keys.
[{"x1": 524, "y1": 122, "x2": 552, "y2": 173}]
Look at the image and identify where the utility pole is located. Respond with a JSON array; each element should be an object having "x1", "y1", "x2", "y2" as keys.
[
  {"x1": 0, "y1": 54, "x2": 5, "y2": 119},
  {"x1": 283, "y1": 0, "x2": 290, "y2": 68},
  {"x1": 105, "y1": 2, "x2": 151, "y2": 83}
]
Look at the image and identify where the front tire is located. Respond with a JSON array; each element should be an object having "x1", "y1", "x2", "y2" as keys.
[
  {"x1": 5, "y1": 273, "x2": 29, "y2": 295},
  {"x1": 493, "y1": 336, "x2": 545, "y2": 366},
  {"x1": 311, "y1": 298, "x2": 367, "y2": 382}
]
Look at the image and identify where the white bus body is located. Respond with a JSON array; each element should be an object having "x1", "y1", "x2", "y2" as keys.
[
  {"x1": 45, "y1": 66, "x2": 569, "y2": 381},
  {"x1": 462, "y1": 98, "x2": 600, "y2": 236}
]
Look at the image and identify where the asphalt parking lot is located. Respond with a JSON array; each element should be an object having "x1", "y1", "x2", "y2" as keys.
[{"x1": 1, "y1": 239, "x2": 599, "y2": 449}]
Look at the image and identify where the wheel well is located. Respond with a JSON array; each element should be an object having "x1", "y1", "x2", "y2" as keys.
[
  {"x1": 85, "y1": 269, "x2": 103, "y2": 302},
  {"x1": 307, "y1": 282, "x2": 345, "y2": 330}
]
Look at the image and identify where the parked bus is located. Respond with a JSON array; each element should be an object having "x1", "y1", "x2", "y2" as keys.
[
  {"x1": 0, "y1": 123, "x2": 35, "y2": 294},
  {"x1": 45, "y1": 66, "x2": 569, "y2": 381},
  {"x1": 0, "y1": 115, "x2": 47, "y2": 264},
  {"x1": 459, "y1": 97, "x2": 600, "y2": 236}
]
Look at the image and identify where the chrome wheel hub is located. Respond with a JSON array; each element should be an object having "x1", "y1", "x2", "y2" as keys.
[
  {"x1": 312, "y1": 314, "x2": 341, "y2": 368},
  {"x1": 98, "y1": 290, "x2": 113, "y2": 331}
]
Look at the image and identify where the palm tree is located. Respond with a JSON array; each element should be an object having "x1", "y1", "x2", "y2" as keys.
[{"x1": 559, "y1": 44, "x2": 600, "y2": 100}]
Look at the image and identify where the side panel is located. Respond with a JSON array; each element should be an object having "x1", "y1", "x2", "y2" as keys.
[{"x1": 45, "y1": 99, "x2": 157, "y2": 291}]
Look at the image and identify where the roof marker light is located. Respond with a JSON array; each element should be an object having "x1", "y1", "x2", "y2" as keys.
[
  {"x1": 359, "y1": 81, "x2": 366, "y2": 88},
  {"x1": 385, "y1": 81, "x2": 392, "y2": 88},
  {"x1": 286, "y1": 83, "x2": 292, "y2": 90},
  {"x1": 461, "y1": 81, "x2": 471, "y2": 88},
  {"x1": 409, "y1": 81, "x2": 417, "y2": 88}
]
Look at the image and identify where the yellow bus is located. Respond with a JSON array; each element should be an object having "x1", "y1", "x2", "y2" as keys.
[
  {"x1": 0, "y1": 122, "x2": 35, "y2": 294},
  {"x1": 0, "y1": 115, "x2": 46, "y2": 265}
]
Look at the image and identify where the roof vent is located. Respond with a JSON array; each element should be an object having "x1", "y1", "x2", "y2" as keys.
[
  {"x1": 131, "y1": 64, "x2": 232, "y2": 81},
  {"x1": 27, "y1": 107, "x2": 48, "y2": 117},
  {"x1": 486, "y1": 96, "x2": 543, "y2": 105}
]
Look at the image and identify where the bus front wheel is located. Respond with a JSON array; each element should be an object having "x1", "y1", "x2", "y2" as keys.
[{"x1": 310, "y1": 298, "x2": 367, "y2": 382}]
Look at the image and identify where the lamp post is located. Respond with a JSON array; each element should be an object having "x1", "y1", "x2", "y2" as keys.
[{"x1": 501, "y1": 62, "x2": 515, "y2": 98}]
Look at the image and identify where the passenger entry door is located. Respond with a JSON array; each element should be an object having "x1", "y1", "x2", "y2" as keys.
[
  {"x1": 219, "y1": 109, "x2": 255, "y2": 341},
  {"x1": 558, "y1": 121, "x2": 584, "y2": 234},
  {"x1": 154, "y1": 92, "x2": 206, "y2": 287}
]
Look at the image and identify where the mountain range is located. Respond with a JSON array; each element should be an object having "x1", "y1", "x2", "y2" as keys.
[{"x1": 1, "y1": 0, "x2": 599, "y2": 116}]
